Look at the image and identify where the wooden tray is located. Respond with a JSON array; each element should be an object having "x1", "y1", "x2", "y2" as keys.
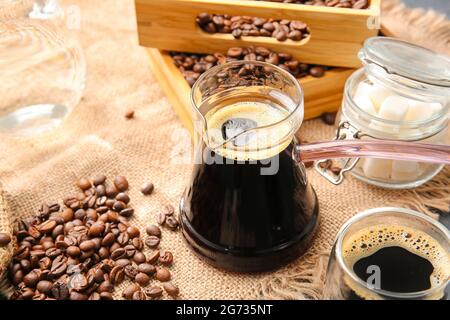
[
  {"x1": 136, "y1": 0, "x2": 380, "y2": 68},
  {"x1": 147, "y1": 48, "x2": 354, "y2": 136}
]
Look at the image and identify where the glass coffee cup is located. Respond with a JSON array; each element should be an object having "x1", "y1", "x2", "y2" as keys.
[
  {"x1": 180, "y1": 60, "x2": 450, "y2": 273},
  {"x1": 323, "y1": 207, "x2": 450, "y2": 300}
]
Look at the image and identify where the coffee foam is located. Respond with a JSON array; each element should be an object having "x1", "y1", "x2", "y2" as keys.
[
  {"x1": 204, "y1": 101, "x2": 293, "y2": 161},
  {"x1": 342, "y1": 225, "x2": 450, "y2": 296}
]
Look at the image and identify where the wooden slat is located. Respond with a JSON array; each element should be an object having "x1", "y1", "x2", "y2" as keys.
[
  {"x1": 136, "y1": 0, "x2": 380, "y2": 68},
  {"x1": 147, "y1": 48, "x2": 354, "y2": 137}
]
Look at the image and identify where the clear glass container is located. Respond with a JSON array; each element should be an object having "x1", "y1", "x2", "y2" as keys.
[
  {"x1": 338, "y1": 37, "x2": 450, "y2": 189},
  {"x1": 0, "y1": 0, "x2": 86, "y2": 136},
  {"x1": 323, "y1": 207, "x2": 450, "y2": 300}
]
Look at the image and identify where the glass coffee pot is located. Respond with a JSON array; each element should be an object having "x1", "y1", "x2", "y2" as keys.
[{"x1": 180, "y1": 61, "x2": 450, "y2": 273}]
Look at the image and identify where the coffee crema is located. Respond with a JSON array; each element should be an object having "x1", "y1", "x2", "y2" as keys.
[
  {"x1": 204, "y1": 101, "x2": 294, "y2": 161},
  {"x1": 342, "y1": 225, "x2": 449, "y2": 299}
]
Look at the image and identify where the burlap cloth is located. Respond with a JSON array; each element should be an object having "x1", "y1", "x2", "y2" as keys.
[{"x1": 0, "y1": 0, "x2": 448, "y2": 299}]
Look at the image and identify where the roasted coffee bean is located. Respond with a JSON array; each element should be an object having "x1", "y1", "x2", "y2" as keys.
[
  {"x1": 109, "y1": 266, "x2": 125, "y2": 285},
  {"x1": 23, "y1": 270, "x2": 40, "y2": 288},
  {"x1": 163, "y1": 282, "x2": 180, "y2": 297},
  {"x1": 115, "y1": 193, "x2": 130, "y2": 204},
  {"x1": 133, "y1": 252, "x2": 147, "y2": 264},
  {"x1": 156, "y1": 211, "x2": 166, "y2": 226},
  {"x1": 162, "y1": 204, "x2": 175, "y2": 216},
  {"x1": 165, "y1": 216, "x2": 180, "y2": 230},
  {"x1": 147, "y1": 250, "x2": 160, "y2": 264},
  {"x1": 88, "y1": 222, "x2": 105, "y2": 237},
  {"x1": 124, "y1": 244, "x2": 137, "y2": 258},
  {"x1": 132, "y1": 290, "x2": 147, "y2": 300},
  {"x1": 36, "y1": 280, "x2": 53, "y2": 294},
  {"x1": 92, "y1": 174, "x2": 106, "y2": 186},
  {"x1": 115, "y1": 258, "x2": 131, "y2": 268},
  {"x1": 68, "y1": 273, "x2": 88, "y2": 292},
  {"x1": 319, "y1": 159, "x2": 332, "y2": 170},
  {"x1": 77, "y1": 178, "x2": 91, "y2": 190},
  {"x1": 105, "y1": 185, "x2": 118, "y2": 198},
  {"x1": 102, "y1": 232, "x2": 115, "y2": 246},
  {"x1": 122, "y1": 283, "x2": 140, "y2": 300},
  {"x1": 119, "y1": 207, "x2": 134, "y2": 218},
  {"x1": 126, "y1": 226, "x2": 140, "y2": 238},
  {"x1": 125, "y1": 109, "x2": 135, "y2": 119},
  {"x1": 100, "y1": 292, "x2": 113, "y2": 300},
  {"x1": 113, "y1": 201, "x2": 126, "y2": 212},
  {"x1": 135, "y1": 272, "x2": 150, "y2": 286},
  {"x1": 37, "y1": 220, "x2": 56, "y2": 233},
  {"x1": 145, "y1": 225, "x2": 161, "y2": 237},
  {"x1": 304, "y1": 161, "x2": 314, "y2": 168},
  {"x1": 52, "y1": 281, "x2": 70, "y2": 300},
  {"x1": 145, "y1": 236, "x2": 160, "y2": 248},
  {"x1": 98, "y1": 280, "x2": 114, "y2": 293},
  {"x1": 159, "y1": 251, "x2": 174, "y2": 266},
  {"x1": 137, "y1": 263, "x2": 156, "y2": 276},
  {"x1": 132, "y1": 237, "x2": 144, "y2": 250},
  {"x1": 45, "y1": 248, "x2": 61, "y2": 259},
  {"x1": 113, "y1": 176, "x2": 129, "y2": 192},
  {"x1": 156, "y1": 268, "x2": 171, "y2": 282},
  {"x1": 111, "y1": 247, "x2": 126, "y2": 260},
  {"x1": 145, "y1": 286, "x2": 163, "y2": 298},
  {"x1": 124, "y1": 265, "x2": 139, "y2": 280},
  {"x1": 141, "y1": 182, "x2": 154, "y2": 195},
  {"x1": 0, "y1": 232, "x2": 11, "y2": 246},
  {"x1": 79, "y1": 240, "x2": 95, "y2": 252},
  {"x1": 309, "y1": 66, "x2": 325, "y2": 78},
  {"x1": 88, "y1": 292, "x2": 101, "y2": 300},
  {"x1": 117, "y1": 233, "x2": 129, "y2": 246},
  {"x1": 60, "y1": 208, "x2": 74, "y2": 222},
  {"x1": 330, "y1": 166, "x2": 342, "y2": 175},
  {"x1": 70, "y1": 291, "x2": 88, "y2": 300},
  {"x1": 231, "y1": 28, "x2": 242, "y2": 38},
  {"x1": 321, "y1": 111, "x2": 337, "y2": 125}
]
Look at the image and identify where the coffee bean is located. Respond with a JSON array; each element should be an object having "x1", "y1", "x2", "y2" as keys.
[
  {"x1": 0, "y1": 232, "x2": 11, "y2": 246},
  {"x1": 321, "y1": 112, "x2": 337, "y2": 125},
  {"x1": 37, "y1": 220, "x2": 56, "y2": 233},
  {"x1": 147, "y1": 250, "x2": 160, "y2": 264},
  {"x1": 70, "y1": 291, "x2": 88, "y2": 300},
  {"x1": 132, "y1": 237, "x2": 144, "y2": 250},
  {"x1": 88, "y1": 222, "x2": 105, "y2": 237},
  {"x1": 304, "y1": 161, "x2": 314, "y2": 168},
  {"x1": 145, "y1": 286, "x2": 163, "y2": 298},
  {"x1": 232, "y1": 29, "x2": 242, "y2": 38},
  {"x1": 36, "y1": 280, "x2": 53, "y2": 294},
  {"x1": 105, "y1": 185, "x2": 118, "y2": 198},
  {"x1": 137, "y1": 263, "x2": 156, "y2": 276},
  {"x1": 115, "y1": 192, "x2": 130, "y2": 204},
  {"x1": 79, "y1": 240, "x2": 95, "y2": 252},
  {"x1": 113, "y1": 201, "x2": 126, "y2": 212},
  {"x1": 145, "y1": 236, "x2": 160, "y2": 248},
  {"x1": 111, "y1": 247, "x2": 126, "y2": 260},
  {"x1": 115, "y1": 258, "x2": 131, "y2": 268},
  {"x1": 126, "y1": 226, "x2": 140, "y2": 238},
  {"x1": 227, "y1": 47, "x2": 243, "y2": 58},
  {"x1": 331, "y1": 166, "x2": 342, "y2": 175},
  {"x1": 135, "y1": 272, "x2": 150, "y2": 286},
  {"x1": 98, "y1": 280, "x2": 114, "y2": 293},
  {"x1": 100, "y1": 292, "x2": 113, "y2": 300},
  {"x1": 113, "y1": 176, "x2": 129, "y2": 192},
  {"x1": 156, "y1": 211, "x2": 166, "y2": 225},
  {"x1": 119, "y1": 207, "x2": 134, "y2": 218},
  {"x1": 310, "y1": 66, "x2": 325, "y2": 78},
  {"x1": 133, "y1": 252, "x2": 147, "y2": 264},
  {"x1": 122, "y1": 283, "x2": 140, "y2": 300},
  {"x1": 159, "y1": 251, "x2": 174, "y2": 266},
  {"x1": 109, "y1": 266, "x2": 125, "y2": 284},
  {"x1": 68, "y1": 273, "x2": 88, "y2": 292},
  {"x1": 124, "y1": 265, "x2": 139, "y2": 280},
  {"x1": 101, "y1": 232, "x2": 115, "y2": 246},
  {"x1": 145, "y1": 225, "x2": 161, "y2": 237},
  {"x1": 23, "y1": 270, "x2": 40, "y2": 288},
  {"x1": 132, "y1": 290, "x2": 146, "y2": 300},
  {"x1": 141, "y1": 182, "x2": 154, "y2": 195},
  {"x1": 77, "y1": 178, "x2": 91, "y2": 190},
  {"x1": 125, "y1": 109, "x2": 135, "y2": 119},
  {"x1": 163, "y1": 282, "x2": 180, "y2": 297},
  {"x1": 52, "y1": 281, "x2": 70, "y2": 300},
  {"x1": 166, "y1": 216, "x2": 180, "y2": 230},
  {"x1": 156, "y1": 268, "x2": 171, "y2": 282}
]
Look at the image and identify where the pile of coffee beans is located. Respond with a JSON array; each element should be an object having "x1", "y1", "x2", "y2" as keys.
[
  {"x1": 171, "y1": 46, "x2": 328, "y2": 87},
  {"x1": 7, "y1": 175, "x2": 179, "y2": 300},
  {"x1": 258, "y1": 0, "x2": 369, "y2": 9},
  {"x1": 197, "y1": 13, "x2": 309, "y2": 42}
]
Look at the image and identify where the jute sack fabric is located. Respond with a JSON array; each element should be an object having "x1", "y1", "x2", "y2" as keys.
[{"x1": 0, "y1": 0, "x2": 448, "y2": 299}]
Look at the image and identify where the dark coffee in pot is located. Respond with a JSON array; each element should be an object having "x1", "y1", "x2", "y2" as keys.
[{"x1": 180, "y1": 101, "x2": 319, "y2": 272}]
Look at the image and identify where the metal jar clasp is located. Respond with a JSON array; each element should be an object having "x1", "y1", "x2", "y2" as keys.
[{"x1": 314, "y1": 121, "x2": 362, "y2": 185}]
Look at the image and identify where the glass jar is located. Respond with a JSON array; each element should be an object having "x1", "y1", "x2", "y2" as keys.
[{"x1": 337, "y1": 37, "x2": 449, "y2": 189}]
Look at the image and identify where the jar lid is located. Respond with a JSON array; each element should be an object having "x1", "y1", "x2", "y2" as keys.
[{"x1": 359, "y1": 37, "x2": 450, "y2": 87}]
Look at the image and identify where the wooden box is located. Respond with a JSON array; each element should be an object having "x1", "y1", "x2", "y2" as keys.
[
  {"x1": 147, "y1": 48, "x2": 354, "y2": 135},
  {"x1": 136, "y1": 0, "x2": 380, "y2": 68}
]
